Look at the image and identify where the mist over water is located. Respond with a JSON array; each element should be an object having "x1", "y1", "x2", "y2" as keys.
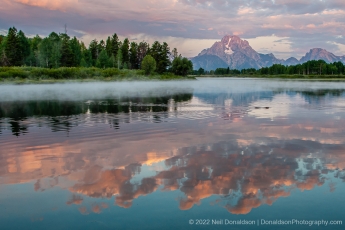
[{"x1": 1, "y1": 78, "x2": 345, "y2": 101}]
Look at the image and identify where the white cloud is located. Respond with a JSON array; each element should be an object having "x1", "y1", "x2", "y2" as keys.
[{"x1": 246, "y1": 36, "x2": 293, "y2": 59}]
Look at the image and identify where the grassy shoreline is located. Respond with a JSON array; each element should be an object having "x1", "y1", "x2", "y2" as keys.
[
  {"x1": 0, "y1": 67, "x2": 195, "y2": 84},
  {"x1": 2, "y1": 67, "x2": 345, "y2": 84},
  {"x1": 194, "y1": 74, "x2": 345, "y2": 80}
]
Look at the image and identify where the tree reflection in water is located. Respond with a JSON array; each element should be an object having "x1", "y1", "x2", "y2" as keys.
[{"x1": 0, "y1": 92, "x2": 193, "y2": 136}]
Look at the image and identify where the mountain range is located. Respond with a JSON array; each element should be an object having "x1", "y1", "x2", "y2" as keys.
[{"x1": 191, "y1": 35, "x2": 345, "y2": 71}]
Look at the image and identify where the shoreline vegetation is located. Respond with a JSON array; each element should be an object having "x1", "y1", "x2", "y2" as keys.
[
  {"x1": 1, "y1": 66, "x2": 345, "y2": 85},
  {"x1": 193, "y1": 59, "x2": 345, "y2": 79},
  {"x1": 0, "y1": 67, "x2": 195, "y2": 84},
  {"x1": 194, "y1": 74, "x2": 345, "y2": 80}
]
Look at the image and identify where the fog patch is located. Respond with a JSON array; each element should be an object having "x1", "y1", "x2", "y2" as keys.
[{"x1": 1, "y1": 79, "x2": 345, "y2": 101}]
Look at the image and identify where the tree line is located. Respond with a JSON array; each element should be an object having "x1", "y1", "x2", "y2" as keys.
[
  {"x1": 257, "y1": 60, "x2": 344, "y2": 75},
  {"x1": 197, "y1": 60, "x2": 345, "y2": 76},
  {"x1": 0, "y1": 27, "x2": 193, "y2": 75}
]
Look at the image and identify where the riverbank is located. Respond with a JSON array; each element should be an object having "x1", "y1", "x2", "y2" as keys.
[
  {"x1": 0, "y1": 67, "x2": 194, "y2": 84},
  {"x1": 194, "y1": 74, "x2": 345, "y2": 80}
]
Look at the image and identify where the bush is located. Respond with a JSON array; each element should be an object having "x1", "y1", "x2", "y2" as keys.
[
  {"x1": 171, "y1": 56, "x2": 193, "y2": 76},
  {"x1": 141, "y1": 55, "x2": 156, "y2": 75}
]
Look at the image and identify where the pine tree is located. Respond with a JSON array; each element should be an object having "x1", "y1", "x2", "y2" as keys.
[
  {"x1": 121, "y1": 38, "x2": 130, "y2": 67},
  {"x1": 70, "y1": 37, "x2": 82, "y2": 67},
  {"x1": 159, "y1": 42, "x2": 171, "y2": 73},
  {"x1": 108, "y1": 54, "x2": 116, "y2": 68},
  {"x1": 60, "y1": 37, "x2": 73, "y2": 67},
  {"x1": 110, "y1": 33, "x2": 120, "y2": 58},
  {"x1": 96, "y1": 49, "x2": 109, "y2": 68},
  {"x1": 150, "y1": 41, "x2": 170, "y2": 73},
  {"x1": 150, "y1": 41, "x2": 161, "y2": 61},
  {"x1": 98, "y1": 40, "x2": 105, "y2": 55},
  {"x1": 81, "y1": 49, "x2": 92, "y2": 67},
  {"x1": 5, "y1": 27, "x2": 20, "y2": 66},
  {"x1": 172, "y1": 48, "x2": 178, "y2": 59},
  {"x1": 31, "y1": 35, "x2": 42, "y2": 51},
  {"x1": 80, "y1": 58, "x2": 88, "y2": 67},
  {"x1": 129, "y1": 42, "x2": 138, "y2": 69},
  {"x1": 137, "y1": 41, "x2": 149, "y2": 69},
  {"x1": 106, "y1": 36, "x2": 112, "y2": 57},
  {"x1": 58, "y1": 32, "x2": 69, "y2": 41},
  {"x1": 89, "y1": 39, "x2": 98, "y2": 65},
  {"x1": 149, "y1": 41, "x2": 162, "y2": 72},
  {"x1": 17, "y1": 30, "x2": 30, "y2": 65},
  {"x1": 51, "y1": 33, "x2": 62, "y2": 67}
]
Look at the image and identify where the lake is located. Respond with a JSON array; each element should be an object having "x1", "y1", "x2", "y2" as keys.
[{"x1": 0, "y1": 78, "x2": 345, "y2": 229}]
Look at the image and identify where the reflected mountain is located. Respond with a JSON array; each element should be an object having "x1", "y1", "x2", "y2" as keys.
[
  {"x1": 296, "y1": 89, "x2": 345, "y2": 97},
  {"x1": 195, "y1": 89, "x2": 345, "y2": 108}
]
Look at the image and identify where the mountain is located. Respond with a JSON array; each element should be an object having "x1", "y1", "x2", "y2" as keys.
[
  {"x1": 191, "y1": 36, "x2": 345, "y2": 71},
  {"x1": 192, "y1": 55, "x2": 228, "y2": 71},
  {"x1": 191, "y1": 35, "x2": 282, "y2": 70},
  {"x1": 300, "y1": 48, "x2": 344, "y2": 64},
  {"x1": 283, "y1": 57, "x2": 299, "y2": 66},
  {"x1": 259, "y1": 53, "x2": 283, "y2": 67}
]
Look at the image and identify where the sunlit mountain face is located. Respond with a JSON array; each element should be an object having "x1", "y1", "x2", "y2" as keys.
[{"x1": 1, "y1": 79, "x2": 345, "y2": 229}]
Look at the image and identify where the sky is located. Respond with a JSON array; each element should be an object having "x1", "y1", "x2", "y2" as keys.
[{"x1": 1, "y1": 0, "x2": 345, "y2": 59}]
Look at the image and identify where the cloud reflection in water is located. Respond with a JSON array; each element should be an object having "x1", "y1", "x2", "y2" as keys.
[{"x1": 1, "y1": 84, "x2": 345, "y2": 217}]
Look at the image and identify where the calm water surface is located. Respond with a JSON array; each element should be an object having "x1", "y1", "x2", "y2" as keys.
[{"x1": 1, "y1": 78, "x2": 345, "y2": 229}]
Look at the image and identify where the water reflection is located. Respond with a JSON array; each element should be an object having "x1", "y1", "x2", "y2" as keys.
[
  {"x1": 1, "y1": 88, "x2": 345, "y2": 137},
  {"x1": 1, "y1": 81, "x2": 345, "y2": 228},
  {"x1": 57, "y1": 138, "x2": 345, "y2": 214},
  {"x1": 0, "y1": 92, "x2": 193, "y2": 135}
]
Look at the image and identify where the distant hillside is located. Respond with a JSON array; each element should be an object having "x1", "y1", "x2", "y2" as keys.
[
  {"x1": 191, "y1": 55, "x2": 228, "y2": 71},
  {"x1": 300, "y1": 48, "x2": 344, "y2": 64}
]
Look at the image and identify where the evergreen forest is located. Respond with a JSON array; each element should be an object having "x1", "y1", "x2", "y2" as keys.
[{"x1": 0, "y1": 27, "x2": 193, "y2": 78}]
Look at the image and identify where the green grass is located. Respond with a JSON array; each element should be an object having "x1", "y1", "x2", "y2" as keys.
[
  {"x1": 0, "y1": 67, "x2": 195, "y2": 84},
  {"x1": 247, "y1": 74, "x2": 345, "y2": 79},
  {"x1": 194, "y1": 74, "x2": 345, "y2": 80}
]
